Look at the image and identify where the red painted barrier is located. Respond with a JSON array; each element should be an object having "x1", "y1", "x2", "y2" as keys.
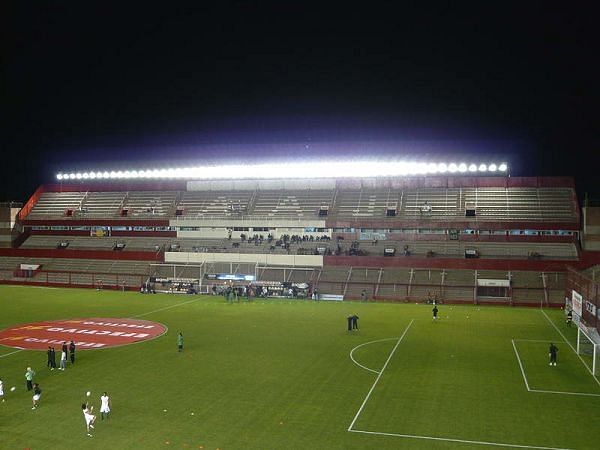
[{"x1": 0, "y1": 248, "x2": 161, "y2": 261}]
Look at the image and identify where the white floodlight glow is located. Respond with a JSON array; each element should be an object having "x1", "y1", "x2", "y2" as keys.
[{"x1": 55, "y1": 159, "x2": 512, "y2": 182}]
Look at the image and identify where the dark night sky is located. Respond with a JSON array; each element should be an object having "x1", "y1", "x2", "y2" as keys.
[{"x1": 2, "y1": 2, "x2": 598, "y2": 202}]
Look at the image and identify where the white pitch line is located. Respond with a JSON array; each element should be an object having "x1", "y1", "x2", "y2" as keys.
[
  {"x1": 131, "y1": 297, "x2": 204, "y2": 318},
  {"x1": 349, "y1": 429, "x2": 574, "y2": 450},
  {"x1": 540, "y1": 309, "x2": 600, "y2": 387},
  {"x1": 513, "y1": 339, "x2": 555, "y2": 343},
  {"x1": 530, "y1": 388, "x2": 600, "y2": 397},
  {"x1": 349, "y1": 338, "x2": 397, "y2": 375},
  {"x1": 347, "y1": 319, "x2": 414, "y2": 431},
  {"x1": 512, "y1": 340, "x2": 531, "y2": 391},
  {"x1": 0, "y1": 349, "x2": 23, "y2": 358}
]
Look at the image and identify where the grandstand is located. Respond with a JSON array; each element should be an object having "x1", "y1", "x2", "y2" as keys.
[{"x1": 3, "y1": 165, "x2": 599, "y2": 306}]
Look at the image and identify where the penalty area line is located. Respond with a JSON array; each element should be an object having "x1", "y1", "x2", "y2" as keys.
[
  {"x1": 540, "y1": 309, "x2": 600, "y2": 388},
  {"x1": 512, "y1": 339, "x2": 531, "y2": 391},
  {"x1": 347, "y1": 319, "x2": 414, "y2": 431},
  {"x1": 348, "y1": 429, "x2": 574, "y2": 450}
]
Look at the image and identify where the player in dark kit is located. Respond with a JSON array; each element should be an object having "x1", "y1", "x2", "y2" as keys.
[
  {"x1": 352, "y1": 314, "x2": 359, "y2": 330},
  {"x1": 347, "y1": 315, "x2": 353, "y2": 331},
  {"x1": 432, "y1": 305, "x2": 438, "y2": 320},
  {"x1": 549, "y1": 343, "x2": 558, "y2": 366},
  {"x1": 566, "y1": 310, "x2": 573, "y2": 327},
  {"x1": 47, "y1": 347, "x2": 53, "y2": 370},
  {"x1": 69, "y1": 341, "x2": 76, "y2": 364},
  {"x1": 50, "y1": 347, "x2": 57, "y2": 370}
]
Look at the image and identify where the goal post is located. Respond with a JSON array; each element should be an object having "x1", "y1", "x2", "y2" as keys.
[{"x1": 576, "y1": 326, "x2": 600, "y2": 376}]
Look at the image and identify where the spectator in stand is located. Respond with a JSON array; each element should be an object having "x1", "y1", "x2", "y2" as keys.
[{"x1": 421, "y1": 201, "x2": 432, "y2": 214}]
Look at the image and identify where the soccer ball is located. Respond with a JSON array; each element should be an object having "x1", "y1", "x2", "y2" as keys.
[
  {"x1": 86, "y1": 391, "x2": 91, "y2": 397},
  {"x1": 10, "y1": 386, "x2": 16, "y2": 392}
]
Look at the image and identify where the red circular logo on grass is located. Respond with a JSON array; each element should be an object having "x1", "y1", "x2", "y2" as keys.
[{"x1": 0, "y1": 318, "x2": 167, "y2": 350}]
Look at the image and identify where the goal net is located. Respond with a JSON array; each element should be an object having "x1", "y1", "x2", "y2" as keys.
[{"x1": 576, "y1": 326, "x2": 600, "y2": 376}]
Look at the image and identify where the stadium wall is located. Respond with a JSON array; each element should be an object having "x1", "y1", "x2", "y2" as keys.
[
  {"x1": 165, "y1": 251, "x2": 322, "y2": 267},
  {"x1": 324, "y1": 255, "x2": 576, "y2": 271},
  {"x1": 0, "y1": 248, "x2": 160, "y2": 261}
]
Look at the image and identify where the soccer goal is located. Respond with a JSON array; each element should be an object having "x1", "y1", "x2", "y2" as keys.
[{"x1": 576, "y1": 326, "x2": 600, "y2": 376}]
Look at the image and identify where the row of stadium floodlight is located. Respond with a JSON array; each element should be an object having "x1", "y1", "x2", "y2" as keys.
[{"x1": 56, "y1": 161, "x2": 508, "y2": 181}]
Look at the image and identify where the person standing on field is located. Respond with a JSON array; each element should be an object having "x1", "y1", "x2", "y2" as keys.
[
  {"x1": 549, "y1": 343, "x2": 558, "y2": 366},
  {"x1": 347, "y1": 315, "x2": 353, "y2": 331},
  {"x1": 100, "y1": 392, "x2": 111, "y2": 420},
  {"x1": 177, "y1": 332, "x2": 184, "y2": 352},
  {"x1": 60, "y1": 350, "x2": 67, "y2": 370},
  {"x1": 352, "y1": 314, "x2": 359, "y2": 330},
  {"x1": 25, "y1": 367, "x2": 35, "y2": 391},
  {"x1": 50, "y1": 347, "x2": 57, "y2": 370},
  {"x1": 69, "y1": 340, "x2": 76, "y2": 364},
  {"x1": 47, "y1": 347, "x2": 53, "y2": 370},
  {"x1": 432, "y1": 305, "x2": 438, "y2": 320}
]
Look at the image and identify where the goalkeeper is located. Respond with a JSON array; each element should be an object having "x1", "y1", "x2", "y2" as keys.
[{"x1": 549, "y1": 343, "x2": 558, "y2": 366}]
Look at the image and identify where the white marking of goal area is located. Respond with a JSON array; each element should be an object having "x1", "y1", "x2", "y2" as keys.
[
  {"x1": 512, "y1": 339, "x2": 600, "y2": 397},
  {"x1": 347, "y1": 320, "x2": 575, "y2": 450}
]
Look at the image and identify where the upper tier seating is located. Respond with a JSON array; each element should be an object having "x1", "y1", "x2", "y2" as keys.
[
  {"x1": 24, "y1": 186, "x2": 577, "y2": 222},
  {"x1": 177, "y1": 191, "x2": 254, "y2": 217},
  {"x1": 79, "y1": 191, "x2": 126, "y2": 217},
  {"x1": 334, "y1": 189, "x2": 402, "y2": 217},
  {"x1": 251, "y1": 190, "x2": 335, "y2": 218},
  {"x1": 26, "y1": 192, "x2": 86, "y2": 219},
  {"x1": 122, "y1": 191, "x2": 178, "y2": 217}
]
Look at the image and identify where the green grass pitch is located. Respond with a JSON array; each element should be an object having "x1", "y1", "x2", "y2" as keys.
[{"x1": 1, "y1": 285, "x2": 599, "y2": 449}]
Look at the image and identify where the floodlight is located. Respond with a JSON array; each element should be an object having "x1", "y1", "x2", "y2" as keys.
[{"x1": 55, "y1": 158, "x2": 511, "y2": 182}]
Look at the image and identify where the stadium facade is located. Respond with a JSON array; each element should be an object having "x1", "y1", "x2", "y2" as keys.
[{"x1": 1, "y1": 172, "x2": 600, "y2": 334}]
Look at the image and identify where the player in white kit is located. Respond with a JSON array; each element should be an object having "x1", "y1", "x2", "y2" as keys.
[
  {"x1": 100, "y1": 392, "x2": 111, "y2": 420},
  {"x1": 82, "y1": 403, "x2": 96, "y2": 436}
]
